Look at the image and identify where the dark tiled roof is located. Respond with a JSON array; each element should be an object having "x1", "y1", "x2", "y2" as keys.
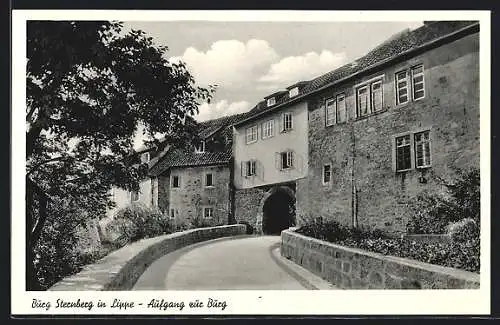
[
  {"x1": 149, "y1": 149, "x2": 231, "y2": 176},
  {"x1": 301, "y1": 20, "x2": 478, "y2": 94},
  {"x1": 235, "y1": 20, "x2": 479, "y2": 127},
  {"x1": 149, "y1": 112, "x2": 248, "y2": 175},
  {"x1": 198, "y1": 112, "x2": 249, "y2": 139}
]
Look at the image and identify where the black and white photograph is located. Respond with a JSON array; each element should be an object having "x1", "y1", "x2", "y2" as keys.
[{"x1": 12, "y1": 9, "x2": 491, "y2": 315}]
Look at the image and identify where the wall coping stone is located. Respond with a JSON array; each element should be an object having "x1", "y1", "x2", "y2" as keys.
[
  {"x1": 49, "y1": 225, "x2": 246, "y2": 291},
  {"x1": 282, "y1": 230, "x2": 480, "y2": 288}
]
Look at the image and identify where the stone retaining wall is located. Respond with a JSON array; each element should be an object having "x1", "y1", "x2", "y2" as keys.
[
  {"x1": 281, "y1": 230, "x2": 480, "y2": 289},
  {"x1": 49, "y1": 225, "x2": 246, "y2": 291}
]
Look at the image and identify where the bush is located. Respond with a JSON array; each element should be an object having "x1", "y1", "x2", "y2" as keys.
[
  {"x1": 406, "y1": 167, "x2": 480, "y2": 234},
  {"x1": 447, "y1": 218, "x2": 479, "y2": 243},
  {"x1": 406, "y1": 194, "x2": 455, "y2": 234},
  {"x1": 106, "y1": 203, "x2": 172, "y2": 247},
  {"x1": 296, "y1": 219, "x2": 391, "y2": 243},
  {"x1": 295, "y1": 220, "x2": 480, "y2": 273}
]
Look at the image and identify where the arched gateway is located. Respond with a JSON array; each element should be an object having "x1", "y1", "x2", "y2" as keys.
[{"x1": 259, "y1": 186, "x2": 296, "y2": 235}]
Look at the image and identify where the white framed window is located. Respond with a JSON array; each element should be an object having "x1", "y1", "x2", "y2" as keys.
[
  {"x1": 325, "y1": 98, "x2": 336, "y2": 127},
  {"x1": 141, "y1": 152, "x2": 150, "y2": 163},
  {"x1": 357, "y1": 78, "x2": 383, "y2": 117},
  {"x1": 414, "y1": 130, "x2": 431, "y2": 168},
  {"x1": 393, "y1": 130, "x2": 431, "y2": 172},
  {"x1": 396, "y1": 64, "x2": 425, "y2": 105},
  {"x1": 262, "y1": 119, "x2": 275, "y2": 139},
  {"x1": 325, "y1": 93, "x2": 346, "y2": 127},
  {"x1": 280, "y1": 151, "x2": 294, "y2": 170},
  {"x1": 371, "y1": 81, "x2": 383, "y2": 112},
  {"x1": 411, "y1": 64, "x2": 425, "y2": 100},
  {"x1": 267, "y1": 97, "x2": 276, "y2": 107},
  {"x1": 203, "y1": 207, "x2": 214, "y2": 219},
  {"x1": 131, "y1": 190, "x2": 139, "y2": 202},
  {"x1": 171, "y1": 175, "x2": 180, "y2": 188},
  {"x1": 395, "y1": 135, "x2": 412, "y2": 172},
  {"x1": 282, "y1": 112, "x2": 293, "y2": 132},
  {"x1": 246, "y1": 125, "x2": 258, "y2": 144},
  {"x1": 205, "y1": 172, "x2": 214, "y2": 187},
  {"x1": 242, "y1": 160, "x2": 256, "y2": 177},
  {"x1": 395, "y1": 70, "x2": 409, "y2": 105},
  {"x1": 357, "y1": 86, "x2": 369, "y2": 117},
  {"x1": 336, "y1": 94, "x2": 347, "y2": 123},
  {"x1": 194, "y1": 141, "x2": 206, "y2": 153},
  {"x1": 289, "y1": 87, "x2": 299, "y2": 98},
  {"x1": 170, "y1": 208, "x2": 179, "y2": 220},
  {"x1": 323, "y1": 164, "x2": 332, "y2": 184}
]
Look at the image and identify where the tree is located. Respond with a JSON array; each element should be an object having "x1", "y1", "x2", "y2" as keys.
[{"x1": 26, "y1": 21, "x2": 214, "y2": 289}]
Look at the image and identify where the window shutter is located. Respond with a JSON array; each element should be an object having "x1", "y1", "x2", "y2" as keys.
[
  {"x1": 279, "y1": 114, "x2": 284, "y2": 132},
  {"x1": 295, "y1": 153, "x2": 302, "y2": 172},
  {"x1": 290, "y1": 151, "x2": 295, "y2": 168},
  {"x1": 275, "y1": 152, "x2": 281, "y2": 170},
  {"x1": 257, "y1": 160, "x2": 264, "y2": 179},
  {"x1": 241, "y1": 161, "x2": 247, "y2": 177}
]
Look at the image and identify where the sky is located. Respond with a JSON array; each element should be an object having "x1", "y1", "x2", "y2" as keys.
[{"x1": 122, "y1": 21, "x2": 424, "y2": 147}]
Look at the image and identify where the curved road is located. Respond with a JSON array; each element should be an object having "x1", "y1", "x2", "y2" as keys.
[{"x1": 133, "y1": 235, "x2": 312, "y2": 290}]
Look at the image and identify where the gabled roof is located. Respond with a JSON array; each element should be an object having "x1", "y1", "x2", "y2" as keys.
[
  {"x1": 234, "y1": 20, "x2": 479, "y2": 128},
  {"x1": 149, "y1": 149, "x2": 231, "y2": 176},
  {"x1": 198, "y1": 112, "x2": 249, "y2": 139},
  {"x1": 148, "y1": 112, "x2": 248, "y2": 176}
]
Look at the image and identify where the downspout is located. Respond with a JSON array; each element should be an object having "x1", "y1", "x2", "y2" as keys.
[
  {"x1": 351, "y1": 122, "x2": 358, "y2": 228},
  {"x1": 229, "y1": 157, "x2": 236, "y2": 225}
]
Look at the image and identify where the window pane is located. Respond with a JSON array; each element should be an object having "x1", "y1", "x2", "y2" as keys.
[
  {"x1": 325, "y1": 99, "x2": 335, "y2": 126},
  {"x1": 323, "y1": 165, "x2": 331, "y2": 183},
  {"x1": 206, "y1": 174, "x2": 213, "y2": 186},
  {"x1": 412, "y1": 65, "x2": 425, "y2": 100},
  {"x1": 397, "y1": 71, "x2": 407, "y2": 80},
  {"x1": 412, "y1": 65, "x2": 424, "y2": 74},
  {"x1": 337, "y1": 95, "x2": 346, "y2": 123},
  {"x1": 415, "y1": 131, "x2": 431, "y2": 167},
  {"x1": 357, "y1": 87, "x2": 369, "y2": 116},
  {"x1": 371, "y1": 81, "x2": 383, "y2": 112},
  {"x1": 396, "y1": 135, "x2": 411, "y2": 171}
]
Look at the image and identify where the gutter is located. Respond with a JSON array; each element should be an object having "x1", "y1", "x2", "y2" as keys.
[{"x1": 233, "y1": 22, "x2": 479, "y2": 128}]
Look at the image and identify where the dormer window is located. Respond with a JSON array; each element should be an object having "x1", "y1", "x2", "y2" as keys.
[
  {"x1": 267, "y1": 97, "x2": 276, "y2": 107},
  {"x1": 194, "y1": 141, "x2": 206, "y2": 154},
  {"x1": 289, "y1": 87, "x2": 299, "y2": 98}
]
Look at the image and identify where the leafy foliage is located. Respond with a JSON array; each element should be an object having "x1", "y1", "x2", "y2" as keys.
[
  {"x1": 105, "y1": 203, "x2": 172, "y2": 247},
  {"x1": 295, "y1": 219, "x2": 480, "y2": 273},
  {"x1": 406, "y1": 167, "x2": 480, "y2": 234},
  {"x1": 447, "y1": 218, "x2": 479, "y2": 243},
  {"x1": 26, "y1": 21, "x2": 214, "y2": 289}
]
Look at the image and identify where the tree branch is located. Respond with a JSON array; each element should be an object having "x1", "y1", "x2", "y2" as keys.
[{"x1": 26, "y1": 156, "x2": 72, "y2": 176}]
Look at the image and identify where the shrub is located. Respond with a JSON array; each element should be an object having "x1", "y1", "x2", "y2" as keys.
[
  {"x1": 106, "y1": 203, "x2": 172, "y2": 247},
  {"x1": 295, "y1": 220, "x2": 480, "y2": 273},
  {"x1": 447, "y1": 218, "x2": 479, "y2": 243},
  {"x1": 406, "y1": 167, "x2": 480, "y2": 234},
  {"x1": 406, "y1": 193, "x2": 455, "y2": 234}
]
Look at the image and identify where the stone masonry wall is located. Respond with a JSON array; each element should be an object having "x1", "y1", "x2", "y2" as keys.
[
  {"x1": 49, "y1": 225, "x2": 247, "y2": 291},
  {"x1": 281, "y1": 230, "x2": 480, "y2": 289},
  {"x1": 234, "y1": 187, "x2": 266, "y2": 233},
  {"x1": 157, "y1": 173, "x2": 170, "y2": 213},
  {"x1": 304, "y1": 32, "x2": 480, "y2": 234},
  {"x1": 168, "y1": 165, "x2": 232, "y2": 226}
]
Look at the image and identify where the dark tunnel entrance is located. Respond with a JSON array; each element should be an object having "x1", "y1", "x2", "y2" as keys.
[{"x1": 262, "y1": 187, "x2": 296, "y2": 235}]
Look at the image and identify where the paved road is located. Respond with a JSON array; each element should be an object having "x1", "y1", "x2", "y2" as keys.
[{"x1": 133, "y1": 235, "x2": 309, "y2": 290}]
